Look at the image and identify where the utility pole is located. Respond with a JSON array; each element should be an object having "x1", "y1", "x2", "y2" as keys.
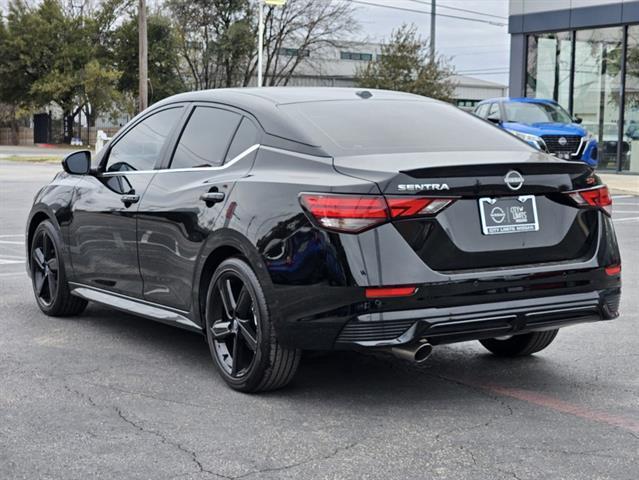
[
  {"x1": 138, "y1": 0, "x2": 148, "y2": 111},
  {"x1": 430, "y1": 0, "x2": 436, "y2": 63}
]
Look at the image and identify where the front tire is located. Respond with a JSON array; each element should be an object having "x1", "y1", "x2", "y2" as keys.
[
  {"x1": 479, "y1": 330, "x2": 559, "y2": 357},
  {"x1": 205, "y1": 257, "x2": 301, "y2": 392},
  {"x1": 30, "y1": 220, "x2": 87, "y2": 316}
]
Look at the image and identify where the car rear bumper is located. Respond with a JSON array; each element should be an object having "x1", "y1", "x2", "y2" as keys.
[
  {"x1": 333, "y1": 289, "x2": 619, "y2": 348},
  {"x1": 271, "y1": 269, "x2": 621, "y2": 350}
]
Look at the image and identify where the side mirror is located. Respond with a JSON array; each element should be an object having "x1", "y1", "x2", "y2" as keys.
[
  {"x1": 62, "y1": 150, "x2": 91, "y2": 175},
  {"x1": 574, "y1": 116, "x2": 583, "y2": 124}
]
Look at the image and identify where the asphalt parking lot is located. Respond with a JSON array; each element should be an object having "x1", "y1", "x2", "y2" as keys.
[{"x1": 1, "y1": 160, "x2": 638, "y2": 480}]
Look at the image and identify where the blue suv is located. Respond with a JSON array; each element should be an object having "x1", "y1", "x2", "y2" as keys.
[{"x1": 473, "y1": 98, "x2": 598, "y2": 167}]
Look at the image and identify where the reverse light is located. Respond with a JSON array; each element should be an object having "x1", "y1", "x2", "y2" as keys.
[
  {"x1": 386, "y1": 197, "x2": 454, "y2": 218},
  {"x1": 365, "y1": 286, "x2": 417, "y2": 298},
  {"x1": 566, "y1": 185, "x2": 612, "y2": 215},
  {"x1": 299, "y1": 193, "x2": 455, "y2": 233}
]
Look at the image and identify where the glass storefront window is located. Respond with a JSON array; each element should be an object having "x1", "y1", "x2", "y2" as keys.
[
  {"x1": 624, "y1": 26, "x2": 639, "y2": 173},
  {"x1": 574, "y1": 27, "x2": 624, "y2": 170},
  {"x1": 526, "y1": 31, "x2": 572, "y2": 108}
]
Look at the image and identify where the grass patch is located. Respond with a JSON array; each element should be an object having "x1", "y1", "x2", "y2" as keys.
[{"x1": 1, "y1": 155, "x2": 62, "y2": 164}]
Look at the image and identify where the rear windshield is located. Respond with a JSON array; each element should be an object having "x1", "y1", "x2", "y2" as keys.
[{"x1": 278, "y1": 100, "x2": 529, "y2": 156}]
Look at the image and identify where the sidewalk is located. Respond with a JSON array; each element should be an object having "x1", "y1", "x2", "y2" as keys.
[{"x1": 599, "y1": 173, "x2": 639, "y2": 196}]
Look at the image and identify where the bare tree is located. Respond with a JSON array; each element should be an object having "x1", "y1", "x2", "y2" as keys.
[
  {"x1": 244, "y1": 0, "x2": 359, "y2": 87},
  {"x1": 165, "y1": 0, "x2": 358, "y2": 90}
]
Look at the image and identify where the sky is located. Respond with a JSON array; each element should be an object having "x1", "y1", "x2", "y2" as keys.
[{"x1": 350, "y1": 0, "x2": 511, "y2": 85}]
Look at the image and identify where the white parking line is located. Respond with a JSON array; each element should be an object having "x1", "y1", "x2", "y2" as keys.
[
  {"x1": 612, "y1": 195, "x2": 636, "y2": 199},
  {"x1": 613, "y1": 216, "x2": 639, "y2": 222},
  {"x1": 0, "y1": 240, "x2": 24, "y2": 245},
  {"x1": 0, "y1": 259, "x2": 24, "y2": 264},
  {"x1": 0, "y1": 234, "x2": 24, "y2": 238},
  {"x1": 0, "y1": 272, "x2": 26, "y2": 277}
]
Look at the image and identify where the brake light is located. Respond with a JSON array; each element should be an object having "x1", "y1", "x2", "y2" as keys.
[
  {"x1": 566, "y1": 185, "x2": 612, "y2": 215},
  {"x1": 299, "y1": 194, "x2": 388, "y2": 232},
  {"x1": 299, "y1": 194, "x2": 455, "y2": 233},
  {"x1": 365, "y1": 286, "x2": 417, "y2": 298}
]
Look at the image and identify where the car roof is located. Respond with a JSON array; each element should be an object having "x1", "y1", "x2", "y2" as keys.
[{"x1": 147, "y1": 87, "x2": 432, "y2": 153}]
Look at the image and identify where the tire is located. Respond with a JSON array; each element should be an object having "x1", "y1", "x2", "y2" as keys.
[
  {"x1": 205, "y1": 257, "x2": 301, "y2": 392},
  {"x1": 479, "y1": 330, "x2": 559, "y2": 357},
  {"x1": 30, "y1": 220, "x2": 87, "y2": 316}
]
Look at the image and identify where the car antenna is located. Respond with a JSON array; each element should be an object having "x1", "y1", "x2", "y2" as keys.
[{"x1": 356, "y1": 90, "x2": 373, "y2": 99}]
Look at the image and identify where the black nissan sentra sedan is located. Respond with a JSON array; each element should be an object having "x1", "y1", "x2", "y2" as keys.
[{"x1": 26, "y1": 88, "x2": 621, "y2": 392}]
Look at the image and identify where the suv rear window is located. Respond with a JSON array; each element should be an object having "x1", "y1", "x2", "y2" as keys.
[{"x1": 279, "y1": 100, "x2": 527, "y2": 156}]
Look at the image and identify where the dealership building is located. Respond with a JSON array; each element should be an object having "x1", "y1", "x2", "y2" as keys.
[{"x1": 509, "y1": 0, "x2": 639, "y2": 173}]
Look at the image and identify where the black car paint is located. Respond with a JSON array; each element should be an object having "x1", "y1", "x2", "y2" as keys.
[{"x1": 26, "y1": 88, "x2": 621, "y2": 352}]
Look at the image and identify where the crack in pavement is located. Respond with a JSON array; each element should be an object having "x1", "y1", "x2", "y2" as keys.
[
  {"x1": 63, "y1": 382, "x2": 229, "y2": 479},
  {"x1": 64, "y1": 381, "x2": 359, "y2": 480},
  {"x1": 114, "y1": 407, "x2": 230, "y2": 479},
  {"x1": 231, "y1": 442, "x2": 359, "y2": 479}
]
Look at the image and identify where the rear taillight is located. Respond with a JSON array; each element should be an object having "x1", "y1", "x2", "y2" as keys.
[
  {"x1": 299, "y1": 194, "x2": 455, "y2": 233},
  {"x1": 385, "y1": 197, "x2": 454, "y2": 218},
  {"x1": 566, "y1": 185, "x2": 612, "y2": 215}
]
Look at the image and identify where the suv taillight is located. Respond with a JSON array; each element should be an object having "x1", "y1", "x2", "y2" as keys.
[
  {"x1": 299, "y1": 194, "x2": 454, "y2": 233},
  {"x1": 566, "y1": 185, "x2": 612, "y2": 215}
]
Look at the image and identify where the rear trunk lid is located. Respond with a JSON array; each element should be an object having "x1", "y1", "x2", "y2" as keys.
[{"x1": 333, "y1": 150, "x2": 600, "y2": 271}]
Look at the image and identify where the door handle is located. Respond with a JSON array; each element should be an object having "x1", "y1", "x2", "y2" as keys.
[
  {"x1": 200, "y1": 191, "x2": 225, "y2": 206},
  {"x1": 120, "y1": 194, "x2": 140, "y2": 207}
]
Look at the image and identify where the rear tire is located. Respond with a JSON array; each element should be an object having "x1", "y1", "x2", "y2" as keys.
[
  {"x1": 205, "y1": 257, "x2": 301, "y2": 392},
  {"x1": 30, "y1": 220, "x2": 87, "y2": 317},
  {"x1": 479, "y1": 330, "x2": 559, "y2": 357}
]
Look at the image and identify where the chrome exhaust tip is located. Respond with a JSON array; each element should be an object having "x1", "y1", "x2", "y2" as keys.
[{"x1": 389, "y1": 340, "x2": 433, "y2": 365}]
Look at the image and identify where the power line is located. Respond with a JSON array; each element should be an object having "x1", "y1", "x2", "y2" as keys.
[
  {"x1": 348, "y1": 0, "x2": 507, "y2": 27},
  {"x1": 404, "y1": 0, "x2": 508, "y2": 20}
]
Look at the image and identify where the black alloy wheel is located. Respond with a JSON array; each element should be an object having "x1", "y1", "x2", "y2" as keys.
[
  {"x1": 30, "y1": 220, "x2": 87, "y2": 316},
  {"x1": 210, "y1": 271, "x2": 259, "y2": 378},
  {"x1": 205, "y1": 257, "x2": 301, "y2": 392},
  {"x1": 31, "y1": 229, "x2": 59, "y2": 307}
]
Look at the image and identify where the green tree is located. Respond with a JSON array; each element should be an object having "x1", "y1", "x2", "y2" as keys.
[
  {"x1": 112, "y1": 12, "x2": 185, "y2": 106},
  {"x1": 355, "y1": 23, "x2": 456, "y2": 102}
]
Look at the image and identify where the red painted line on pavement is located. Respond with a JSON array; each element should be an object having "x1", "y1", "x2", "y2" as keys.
[{"x1": 483, "y1": 385, "x2": 639, "y2": 434}]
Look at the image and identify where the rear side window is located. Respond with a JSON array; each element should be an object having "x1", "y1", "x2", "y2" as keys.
[
  {"x1": 225, "y1": 118, "x2": 259, "y2": 162},
  {"x1": 170, "y1": 107, "x2": 241, "y2": 169},
  {"x1": 106, "y1": 107, "x2": 183, "y2": 172},
  {"x1": 279, "y1": 100, "x2": 527, "y2": 156}
]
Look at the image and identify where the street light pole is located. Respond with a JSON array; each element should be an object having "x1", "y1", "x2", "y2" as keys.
[
  {"x1": 430, "y1": 0, "x2": 436, "y2": 63},
  {"x1": 138, "y1": 0, "x2": 148, "y2": 111},
  {"x1": 258, "y1": 2, "x2": 264, "y2": 87},
  {"x1": 257, "y1": 0, "x2": 286, "y2": 88}
]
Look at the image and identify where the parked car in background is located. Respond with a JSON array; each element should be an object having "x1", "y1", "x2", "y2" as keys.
[{"x1": 474, "y1": 98, "x2": 598, "y2": 167}]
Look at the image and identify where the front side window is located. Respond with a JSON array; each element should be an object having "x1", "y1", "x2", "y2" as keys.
[
  {"x1": 170, "y1": 107, "x2": 242, "y2": 169},
  {"x1": 486, "y1": 103, "x2": 501, "y2": 120},
  {"x1": 504, "y1": 102, "x2": 572, "y2": 124},
  {"x1": 106, "y1": 108, "x2": 183, "y2": 172}
]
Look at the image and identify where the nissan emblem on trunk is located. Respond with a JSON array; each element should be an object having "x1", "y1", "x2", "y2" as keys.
[{"x1": 504, "y1": 170, "x2": 524, "y2": 191}]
